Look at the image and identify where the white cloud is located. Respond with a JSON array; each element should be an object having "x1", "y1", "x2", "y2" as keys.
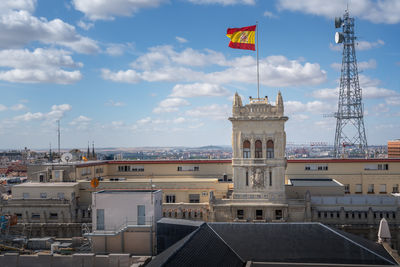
[
  {"x1": 312, "y1": 75, "x2": 398, "y2": 100},
  {"x1": 386, "y1": 96, "x2": 400, "y2": 106},
  {"x1": 105, "y1": 100, "x2": 126, "y2": 107},
  {"x1": 187, "y1": 0, "x2": 255, "y2": 5},
  {"x1": 357, "y1": 40, "x2": 384, "y2": 51},
  {"x1": 277, "y1": 0, "x2": 400, "y2": 24},
  {"x1": 170, "y1": 83, "x2": 230, "y2": 98},
  {"x1": 10, "y1": 104, "x2": 26, "y2": 111},
  {"x1": 153, "y1": 98, "x2": 190, "y2": 113},
  {"x1": 206, "y1": 55, "x2": 326, "y2": 87},
  {"x1": 14, "y1": 112, "x2": 44, "y2": 121},
  {"x1": 0, "y1": 6, "x2": 99, "y2": 53},
  {"x1": 185, "y1": 104, "x2": 230, "y2": 120},
  {"x1": 102, "y1": 46, "x2": 326, "y2": 87},
  {"x1": 176, "y1": 36, "x2": 188, "y2": 43},
  {"x1": 291, "y1": 114, "x2": 309, "y2": 121},
  {"x1": 69, "y1": 115, "x2": 92, "y2": 129},
  {"x1": 285, "y1": 100, "x2": 335, "y2": 114},
  {"x1": 105, "y1": 43, "x2": 135, "y2": 56},
  {"x1": 329, "y1": 43, "x2": 341, "y2": 52},
  {"x1": 173, "y1": 117, "x2": 186, "y2": 124},
  {"x1": 77, "y1": 20, "x2": 94, "y2": 30},
  {"x1": 72, "y1": 0, "x2": 168, "y2": 20},
  {"x1": 330, "y1": 59, "x2": 376, "y2": 71},
  {"x1": 0, "y1": 104, "x2": 7, "y2": 111},
  {"x1": 263, "y1": 10, "x2": 277, "y2": 18},
  {"x1": 0, "y1": 48, "x2": 82, "y2": 84},
  {"x1": 13, "y1": 104, "x2": 72, "y2": 123}
]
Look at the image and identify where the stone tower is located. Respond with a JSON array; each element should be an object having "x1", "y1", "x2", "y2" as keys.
[{"x1": 229, "y1": 92, "x2": 288, "y2": 200}]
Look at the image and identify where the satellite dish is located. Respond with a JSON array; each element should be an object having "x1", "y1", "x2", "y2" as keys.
[
  {"x1": 335, "y1": 32, "x2": 344, "y2": 44},
  {"x1": 335, "y1": 17, "x2": 342, "y2": 28},
  {"x1": 61, "y1": 153, "x2": 73, "y2": 163}
]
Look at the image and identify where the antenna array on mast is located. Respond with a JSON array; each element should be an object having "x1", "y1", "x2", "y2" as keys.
[{"x1": 333, "y1": 9, "x2": 368, "y2": 158}]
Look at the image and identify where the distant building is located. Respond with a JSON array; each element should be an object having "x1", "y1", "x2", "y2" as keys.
[{"x1": 388, "y1": 140, "x2": 400, "y2": 158}]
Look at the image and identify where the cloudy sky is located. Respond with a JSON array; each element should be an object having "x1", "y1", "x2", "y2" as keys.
[{"x1": 0, "y1": 0, "x2": 399, "y2": 149}]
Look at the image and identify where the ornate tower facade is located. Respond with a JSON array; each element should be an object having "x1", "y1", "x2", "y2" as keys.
[{"x1": 229, "y1": 92, "x2": 288, "y2": 200}]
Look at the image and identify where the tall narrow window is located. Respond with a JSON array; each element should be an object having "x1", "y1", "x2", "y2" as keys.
[
  {"x1": 96, "y1": 209, "x2": 104, "y2": 230},
  {"x1": 267, "y1": 140, "x2": 274, "y2": 158},
  {"x1": 246, "y1": 171, "x2": 249, "y2": 186},
  {"x1": 269, "y1": 171, "x2": 272, "y2": 186},
  {"x1": 255, "y1": 140, "x2": 262, "y2": 158},
  {"x1": 243, "y1": 140, "x2": 250, "y2": 158}
]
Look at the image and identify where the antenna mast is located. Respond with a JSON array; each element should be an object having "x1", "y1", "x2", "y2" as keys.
[
  {"x1": 57, "y1": 120, "x2": 61, "y2": 156},
  {"x1": 333, "y1": 10, "x2": 368, "y2": 158}
]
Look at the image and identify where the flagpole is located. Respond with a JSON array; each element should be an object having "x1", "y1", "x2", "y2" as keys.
[{"x1": 256, "y1": 21, "x2": 259, "y2": 99}]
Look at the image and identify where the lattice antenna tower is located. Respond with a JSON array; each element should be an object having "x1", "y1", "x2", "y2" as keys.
[{"x1": 333, "y1": 9, "x2": 368, "y2": 158}]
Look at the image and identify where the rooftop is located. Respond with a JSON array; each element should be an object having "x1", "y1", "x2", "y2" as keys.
[
  {"x1": 152, "y1": 220, "x2": 397, "y2": 266},
  {"x1": 288, "y1": 178, "x2": 343, "y2": 187},
  {"x1": 13, "y1": 182, "x2": 79, "y2": 187}
]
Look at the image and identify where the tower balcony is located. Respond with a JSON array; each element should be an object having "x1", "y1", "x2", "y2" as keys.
[{"x1": 232, "y1": 158, "x2": 286, "y2": 167}]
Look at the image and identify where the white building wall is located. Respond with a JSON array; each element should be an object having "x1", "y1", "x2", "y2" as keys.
[{"x1": 92, "y1": 190, "x2": 162, "y2": 231}]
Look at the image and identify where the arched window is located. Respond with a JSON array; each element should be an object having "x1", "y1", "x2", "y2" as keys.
[
  {"x1": 243, "y1": 140, "x2": 251, "y2": 158},
  {"x1": 267, "y1": 140, "x2": 274, "y2": 158},
  {"x1": 255, "y1": 140, "x2": 262, "y2": 158}
]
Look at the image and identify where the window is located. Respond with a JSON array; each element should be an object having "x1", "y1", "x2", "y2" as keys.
[
  {"x1": 39, "y1": 174, "x2": 44, "y2": 182},
  {"x1": 118, "y1": 165, "x2": 130, "y2": 172},
  {"x1": 267, "y1": 140, "x2": 274, "y2": 158},
  {"x1": 95, "y1": 168, "x2": 104, "y2": 174},
  {"x1": 22, "y1": 193, "x2": 29, "y2": 199},
  {"x1": 305, "y1": 165, "x2": 328, "y2": 171},
  {"x1": 237, "y1": 209, "x2": 244, "y2": 220},
  {"x1": 131, "y1": 166, "x2": 144, "y2": 172},
  {"x1": 255, "y1": 140, "x2": 262, "y2": 158},
  {"x1": 31, "y1": 213, "x2": 40, "y2": 220},
  {"x1": 57, "y1": 192, "x2": 65, "y2": 200},
  {"x1": 202, "y1": 191, "x2": 208, "y2": 196},
  {"x1": 80, "y1": 168, "x2": 91, "y2": 175},
  {"x1": 344, "y1": 184, "x2": 350, "y2": 194},
  {"x1": 368, "y1": 184, "x2": 374, "y2": 194},
  {"x1": 364, "y1": 164, "x2": 389, "y2": 170},
  {"x1": 97, "y1": 209, "x2": 104, "y2": 230},
  {"x1": 380, "y1": 184, "x2": 387, "y2": 193},
  {"x1": 245, "y1": 171, "x2": 249, "y2": 186},
  {"x1": 177, "y1": 166, "x2": 199, "y2": 171},
  {"x1": 189, "y1": 194, "x2": 200, "y2": 203},
  {"x1": 256, "y1": 210, "x2": 263, "y2": 220},
  {"x1": 393, "y1": 184, "x2": 399, "y2": 193},
  {"x1": 166, "y1": 195, "x2": 176, "y2": 203},
  {"x1": 355, "y1": 184, "x2": 362, "y2": 193},
  {"x1": 275, "y1": 210, "x2": 283, "y2": 220},
  {"x1": 269, "y1": 171, "x2": 272, "y2": 186},
  {"x1": 40, "y1": 193, "x2": 47, "y2": 199},
  {"x1": 243, "y1": 140, "x2": 250, "y2": 158},
  {"x1": 49, "y1": 213, "x2": 58, "y2": 219},
  {"x1": 137, "y1": 205, "x2": 145, "y2": 225}
]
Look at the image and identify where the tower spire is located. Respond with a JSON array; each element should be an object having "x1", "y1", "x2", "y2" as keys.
[{"x1": 333, "y1": 10, "x2": 368, "y2": 158}]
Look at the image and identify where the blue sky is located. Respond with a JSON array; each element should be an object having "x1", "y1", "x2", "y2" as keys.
[{"x1": 0, "y1": 0, "x2": 399, "y2": 149}]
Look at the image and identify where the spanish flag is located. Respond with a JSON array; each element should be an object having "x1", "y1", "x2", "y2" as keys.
[{"x1": 226, "y1": 25, "x2": 256, "y2": 51}]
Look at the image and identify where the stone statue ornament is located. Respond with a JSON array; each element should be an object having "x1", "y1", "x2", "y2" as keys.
[{"x1": 251, "y1": 168, "x2": 264, "y2": 188}]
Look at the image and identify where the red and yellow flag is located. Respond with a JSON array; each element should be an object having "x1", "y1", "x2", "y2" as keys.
[{"x1": 226, "y1": 25, "x2": 256, "y2": 51}]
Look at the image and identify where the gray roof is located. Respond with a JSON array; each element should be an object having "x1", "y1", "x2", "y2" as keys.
[
  {"x1": 148, "y1": 224, "x2": 244, "y2": 267},
  {"x1": 288, "y1": 178, "x2": 342, "y2": 187},
  {"x1": 152, "y1": 221, "x2": 397, "y2": 266}
]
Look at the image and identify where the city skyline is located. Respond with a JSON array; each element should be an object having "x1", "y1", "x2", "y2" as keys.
[{"x1": 0, "y1": 0, "x2": 399, "y2": 149}]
